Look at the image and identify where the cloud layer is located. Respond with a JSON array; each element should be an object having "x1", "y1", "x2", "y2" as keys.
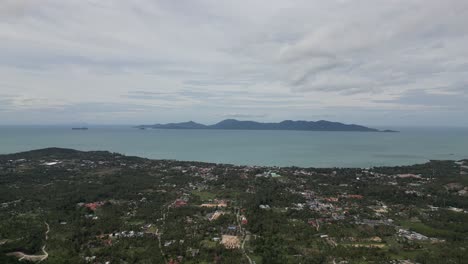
[{"x1": 1, "y1": 0, "x2": 467, "y2": 126}]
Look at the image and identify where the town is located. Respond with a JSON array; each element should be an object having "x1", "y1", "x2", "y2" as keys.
[{"x1": 0, "y1": 148, "x2": 467, "y2": 263}]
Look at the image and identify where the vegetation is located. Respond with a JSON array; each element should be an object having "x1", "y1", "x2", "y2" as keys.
[{"x1": 0, "y1": 148, "x2": 466, "y2": 263}]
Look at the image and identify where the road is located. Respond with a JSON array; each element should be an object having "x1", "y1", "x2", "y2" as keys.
[
  {"x1": 156, "y1": 204, "x2": 170, "y2": 264},
  {"x1": 7, "y1": 222, "x2": 50, "y2": 263},
  {"x1": 236, "y1": 208, "x2": 253, "y2": 264}
]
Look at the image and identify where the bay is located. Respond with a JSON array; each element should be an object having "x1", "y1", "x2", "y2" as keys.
[{"x1": 0, "y1": 126, "x2": 467, "y2": 168}]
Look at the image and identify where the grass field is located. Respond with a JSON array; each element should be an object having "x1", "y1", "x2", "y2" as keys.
[{"x1": 192, "y1": 191, "x2": 217, "y2": 201}]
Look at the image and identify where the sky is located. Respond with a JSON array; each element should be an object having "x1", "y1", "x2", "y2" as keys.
[{"x1": 1, "y1": 0, "x2": 467, "y2": 126}]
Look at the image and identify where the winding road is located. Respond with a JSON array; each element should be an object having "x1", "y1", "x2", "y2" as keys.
[
  {"x1": 7, "y1": 222, "x2": 50, "y2": 262},
  {"x1": 156, "y1": 205, "x2": 170, "y2": 264},
  {"x1": 236, "y1": 208, "x2": 253, "y2": 264}
]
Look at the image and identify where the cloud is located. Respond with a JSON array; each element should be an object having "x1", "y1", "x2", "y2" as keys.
[
  {"x1": 0, "y1": 0, "x2": 37, "y2": 19},
  {"x1": 222, "y1": 113, "x2": 268, "y2": 119},
  {"x1": 373, "y1": 89, "x2": 468, "y2": 109},
  {"x1": 0, "y1": 97, "x2": 15, "y2": 112},
  {"x1": 0, "y1": 0, "x2": 467, "y2": 125}
]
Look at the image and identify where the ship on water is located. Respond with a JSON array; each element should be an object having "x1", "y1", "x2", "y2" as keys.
[{"x1": 72, "y1": 127, "x2": 88, "y2": 130}]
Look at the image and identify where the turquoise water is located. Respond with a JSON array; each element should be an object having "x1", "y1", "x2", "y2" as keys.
[{"x1": 0, "y1": 126, "x2": 467, "y2": 168}]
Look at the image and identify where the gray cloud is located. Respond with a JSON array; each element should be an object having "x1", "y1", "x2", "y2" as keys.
[
  {"x1": 0, "y1": 0, "x2": 467, "y2": 125},
  {"x1": 373, "y1": 90, "x2": 468, "y2": 109},
  {"x1": 222, "y1": 113, "x2": 268, "y2": 119}
]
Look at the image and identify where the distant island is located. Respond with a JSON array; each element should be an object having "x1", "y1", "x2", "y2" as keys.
[
  {"x1": 71, "y1": 127, "x2": 88, "y2": 130},
  {"x1": 136, "y1": 119, "x2": 398, "y2": 132}
]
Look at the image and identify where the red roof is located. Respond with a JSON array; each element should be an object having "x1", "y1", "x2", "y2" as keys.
[
  {"x1": 84, "y1": 201, "x2": 105, "y2": 211},
  {"x1": 174, "y1": 200, "x2": 187, "y2": 207},
  {"x1": 347, "y1": 194, "x2": 363, "y2": 199},
  {"x1": 241, "y1": 217, "x2": 248, "y2": 225}
]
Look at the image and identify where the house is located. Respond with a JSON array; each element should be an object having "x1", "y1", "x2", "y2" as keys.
[
  {"x1": 370, "y1": 205, "x2": 388, "y2": 213},
  {"x1": 84, "y1": 201, "x2": 105, "y2": 211},
  {"x1": 255, "y1": 171, "x2": 281, "y2": 178},
  {"x1": 43, "y1": 161, "x2": 61, "y2": 166},
  {"x1": 208, "y1": 211, "x2": 224, "y2": 221},
  {"x1": 448, "y1": 206, "x2": 464, "y2": 213},
  {"x1": 174, "y1": 199, "x2": 187, "y2": 208},
  {"x1": 200, "y1": 199, "x2": 227, "y2": 208},
  {"x1": 398, "y1": 229, "x2": 429, "y2": 241},
  {"x1": 241, "y1": 216, "x2": 248, "y2": 225},
  {"x1": 270, "y1": 172, "x2": 281, "y2": 178},
  {"x1": 164, "y1": 240, "x2": 175, "y2": 247},
  {"x1": 308, "y1": 219, "x2": 320, "y2": 231},
  {"x1": 324, "y1": 197, "x2": 339, "y2": 203},
  {"x1": 338, "y1": 194, "x2": 363, "y2": 199},
  {"x1": 397, "y1": 174, "x2": 422, "y2": 179}
]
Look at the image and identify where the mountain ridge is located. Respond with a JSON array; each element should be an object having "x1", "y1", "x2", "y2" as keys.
[{"x1": 136, "y1": 119, "x2": 397, "y2": 132}]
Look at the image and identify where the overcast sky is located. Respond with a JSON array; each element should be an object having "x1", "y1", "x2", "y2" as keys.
[{"x1": 1, "y1": 0, "x2": 467, "y2": 126}]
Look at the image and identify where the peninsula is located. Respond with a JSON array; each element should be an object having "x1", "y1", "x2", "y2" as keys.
[{"x1": 136, "y1": 119, "x2": 397, "y2": 132}]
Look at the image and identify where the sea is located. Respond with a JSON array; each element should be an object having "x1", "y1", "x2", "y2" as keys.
[{"x1": 1, "y1": 126, "x2": 467, "y2": 168}]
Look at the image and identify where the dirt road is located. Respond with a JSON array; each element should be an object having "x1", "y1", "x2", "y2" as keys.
[
  {"x1": 7, "y1": 222, "x2": 49, "y2": 262},
  {"x1": 236, "y1": 208, "x2": 253, "y2": 264}
]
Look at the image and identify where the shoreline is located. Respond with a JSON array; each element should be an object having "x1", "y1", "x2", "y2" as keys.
[{"x1": 1, "y1": 147, "x2": 466, "y2": 170}]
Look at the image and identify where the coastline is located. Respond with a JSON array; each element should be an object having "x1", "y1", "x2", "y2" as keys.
[{"x1": 2, "y1": 147, "x2": 466, "y2": 170}]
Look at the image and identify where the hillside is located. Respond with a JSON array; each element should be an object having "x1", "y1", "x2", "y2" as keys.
[{"x1": 0, "y1": 148, "x2": 466, "y2": 263}]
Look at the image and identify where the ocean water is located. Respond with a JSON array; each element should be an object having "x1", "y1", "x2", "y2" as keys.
[{"x1": 0, "y1": 126, "x2": 467, "y2": 168}]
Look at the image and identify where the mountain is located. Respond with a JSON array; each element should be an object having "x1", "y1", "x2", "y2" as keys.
[{"x1": 136, "y1": 119, "x2": 397, "y2": 132}]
